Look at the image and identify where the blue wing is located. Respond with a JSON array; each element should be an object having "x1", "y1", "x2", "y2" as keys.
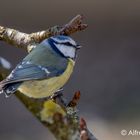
[
  {"x1": 0, "y1": 38, "x2": 68, "y2": 97},
  {"x1": 9, "y1": 61, "x2": 50, "y2": 81},
  {"x1": 0, "y1": 60, "x2": 65, "y2": 97}
]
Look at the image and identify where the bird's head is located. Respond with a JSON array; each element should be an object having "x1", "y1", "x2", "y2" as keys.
[{"x1": 48, "y1": 35, "x2": 81, "y2": 59}]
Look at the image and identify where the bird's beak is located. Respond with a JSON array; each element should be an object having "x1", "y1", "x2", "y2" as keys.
[{"x1": 76, "y1": 45, "x2": 82, "y2": 49}]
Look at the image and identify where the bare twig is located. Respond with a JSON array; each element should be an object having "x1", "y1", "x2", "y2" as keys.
[
  {"x1": 68, "y1": 91, "x2": 81, "y2": 107},
  {"x1": 0, "y1": 15, "x2": 87, "y2": 52},
  {"x1": 80, "y1": 118, "x2": 97, "y2": 140}
]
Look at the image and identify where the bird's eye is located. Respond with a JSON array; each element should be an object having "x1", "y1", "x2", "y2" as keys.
[{"x1": 64, "y1": 42, "x2": 73, "y2": 46}]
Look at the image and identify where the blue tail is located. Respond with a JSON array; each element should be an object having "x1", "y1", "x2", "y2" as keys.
[{"x1": 0, "y1": 82, "x2": 20, "y2": 97}]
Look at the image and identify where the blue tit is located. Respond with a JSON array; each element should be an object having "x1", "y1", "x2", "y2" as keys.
[{"x1": 0, "y1": 35, "x2": 81, "y2": 98}]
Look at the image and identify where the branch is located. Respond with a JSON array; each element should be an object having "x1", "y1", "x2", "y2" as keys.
[
  {"x1": 0, "y1": 67, "x2": 97, "y2": 140},
  {"x1": 0, "y1": 15, "x2": 97, "y2": 140},
  {"x1": 80, "y1": 118, "x2": 97, "y2": 140},
  {"x1": 0, "y1": 15, "x2": 87, "y2": 52}
]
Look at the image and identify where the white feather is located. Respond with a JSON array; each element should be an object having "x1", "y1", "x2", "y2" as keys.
[
  {"x1": 0, "y1": 90, "x2": 3, "y2": 94},
  {"x1": 0, "y1": 57, "x2": 11, "y2": 69},
  {"x1": 54, "y1": 43, "x2": 76, "y2": 58},
  {"x1": 52, "y1": 37, "x2": 77, "y2": 46},
  {"x1": 38, "y1": 66, "x2": 50, "y2": 74}
]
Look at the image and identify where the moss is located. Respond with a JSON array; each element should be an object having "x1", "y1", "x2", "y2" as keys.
[{"x1": 40, "y1": 100, "x2": 66, "y2": 123}]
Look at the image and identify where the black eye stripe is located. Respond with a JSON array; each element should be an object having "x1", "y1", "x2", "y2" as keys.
[
  {"x1": 63, "y1": 42, "x2": 74, "y2": 46},
  {"x1": 56, "y1": 41, "x2": 74, "y2": 47},
  {"x1": 51, "y1": 38, "x2": 75, "y2": 47}
]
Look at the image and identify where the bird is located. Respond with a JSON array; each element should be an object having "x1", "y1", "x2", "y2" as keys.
[{"x1": 0, "y1": 35, "x2": 81, "y2": 98}]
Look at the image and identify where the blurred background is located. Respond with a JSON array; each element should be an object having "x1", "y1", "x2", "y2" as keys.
[{"x1": 0, "y1": 0, "x2": 140, "y2": 140}]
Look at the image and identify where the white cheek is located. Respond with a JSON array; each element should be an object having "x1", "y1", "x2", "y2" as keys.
[{"x1": 54, "y1": 44, "x2": 75, "y2": 58}]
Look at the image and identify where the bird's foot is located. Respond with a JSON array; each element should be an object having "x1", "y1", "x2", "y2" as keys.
[
  {"x1": 50, "y1": 88, "x2": 63, "y2": 99},
  {"x1": 50, "y1": 88, "x2": 67, "y2": 108}
]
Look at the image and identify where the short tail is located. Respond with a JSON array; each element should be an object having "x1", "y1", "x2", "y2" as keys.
[
  {"x1": 0, "y1": 81, "x2": 20, "y2": 97},
  {"x1": 0, "y1": 81, "x2": 4, "y2": 93},
  {"x1": 0, "y1": 81, "x2": 6, "y2": 96}
]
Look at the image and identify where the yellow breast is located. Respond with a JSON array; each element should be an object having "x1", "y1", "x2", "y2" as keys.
[{"x1": 18, "y1": 59, "x2": 75, "y2": 98}]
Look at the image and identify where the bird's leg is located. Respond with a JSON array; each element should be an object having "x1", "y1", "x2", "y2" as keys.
[
  {"x1": 37, "y1": 88, "x2": 65, "y2": 102},
  {"x1": 50, "y1": 88, "x2": 64, "y2": 99},
  {"x1": 51, "y1": 88, "x2": 67, "y2": 110}
]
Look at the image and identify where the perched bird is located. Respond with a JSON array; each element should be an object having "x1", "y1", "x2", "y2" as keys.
[{"x1": 0, "y1": 35, "x2": 81, "y2": 98}]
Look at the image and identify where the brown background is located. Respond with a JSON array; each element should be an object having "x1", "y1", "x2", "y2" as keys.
[{"x1": 0, "y1": 0, "x2": 140, "y2": 140}]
